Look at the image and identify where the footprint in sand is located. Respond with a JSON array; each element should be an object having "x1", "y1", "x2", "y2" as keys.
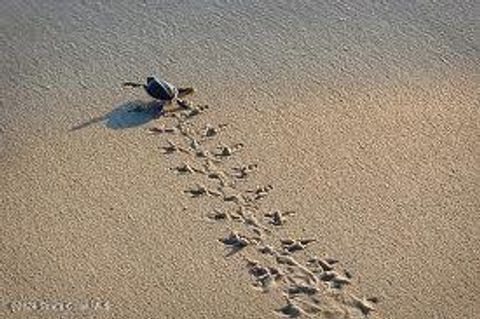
[
  {"x1": 153, "y1": 93, "x2": 380, "y2": 318},
  {"x1": 232, "y1": 163, "x2": 258, "y2": 179},
  {"x1": 265, "y1": 210, "x2": 295, "y2": 226},
  {"x1": 185, "y1": 184, "x2": 222, "y2": 198}
]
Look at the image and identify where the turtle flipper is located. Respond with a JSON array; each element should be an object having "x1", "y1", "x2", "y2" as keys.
[
  {"x1": 178, "y1": 87, "x2": 195, "y2": 98},
  {"x1": 122, "y1": 82, "x2": 144, "y2": 88},
  {"x1": 176, "y1": 99, "x2": 192, "y2": 109}
]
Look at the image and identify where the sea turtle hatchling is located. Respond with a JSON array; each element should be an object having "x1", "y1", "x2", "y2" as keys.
[{"x1": 123, "y1": 75, "x2": 195, "y2": 114}]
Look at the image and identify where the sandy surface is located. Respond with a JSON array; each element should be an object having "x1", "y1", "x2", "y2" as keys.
[{"x1": 1, "y1": 1, "x2": 479, "y2": 318}]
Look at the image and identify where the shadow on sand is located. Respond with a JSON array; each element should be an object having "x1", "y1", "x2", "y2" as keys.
[{"x1": 71, "y1": 100, "x2": 165, "y2": 131}]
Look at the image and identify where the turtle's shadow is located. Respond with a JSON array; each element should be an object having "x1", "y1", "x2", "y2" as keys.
[{"x1": 71, "y1": 100, "x2": 164, "y2": 131}]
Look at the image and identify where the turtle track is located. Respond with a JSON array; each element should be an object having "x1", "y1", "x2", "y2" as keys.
[{"x1": 151, "y1": 100, "x2": 380, "y2": 318}]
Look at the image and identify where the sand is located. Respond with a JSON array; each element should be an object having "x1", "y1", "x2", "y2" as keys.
[{"x1": 1, "y1": 1, "x2": 479, "y2": 318}]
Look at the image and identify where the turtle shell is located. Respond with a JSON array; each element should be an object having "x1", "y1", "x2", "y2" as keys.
[{"x1": 145, "y1": 76, "x2": 178, "y2": 101}]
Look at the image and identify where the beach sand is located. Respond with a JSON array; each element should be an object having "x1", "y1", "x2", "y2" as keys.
[{"x1": 1, "y1": 1, "x2": 479, "y2": 318}]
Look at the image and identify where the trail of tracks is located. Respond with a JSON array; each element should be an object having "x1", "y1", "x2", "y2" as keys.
[{"x1": 153, "y1": 100, "x2": 379, "y2": 318}]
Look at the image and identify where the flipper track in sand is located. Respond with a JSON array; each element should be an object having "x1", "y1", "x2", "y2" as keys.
[{"x1": 152, "y1": 100, "x2": 380, "y2": 318}]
